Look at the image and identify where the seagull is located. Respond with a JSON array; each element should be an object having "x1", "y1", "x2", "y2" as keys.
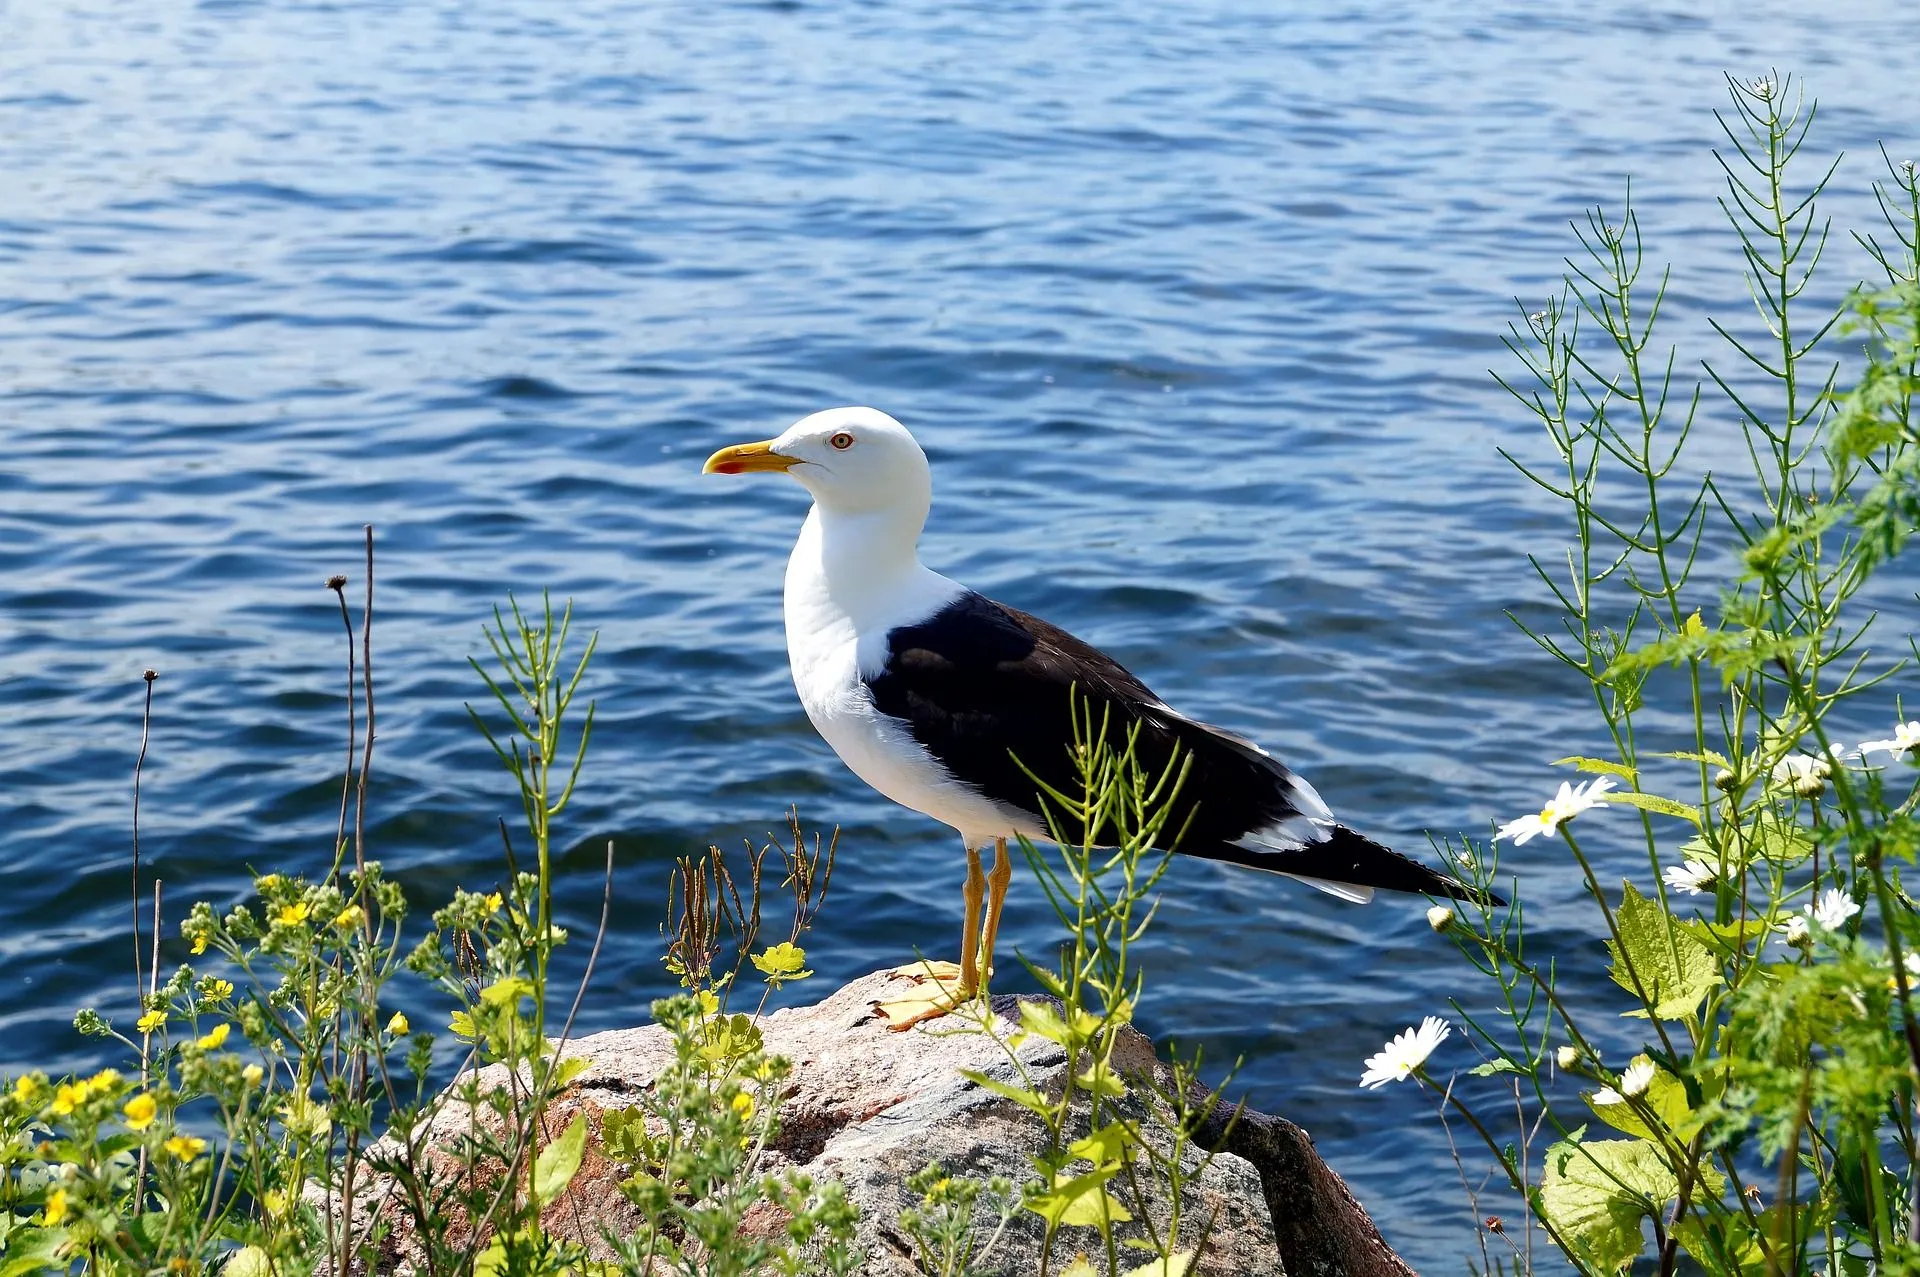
[{"x1": 705, "y1": 407, "x2": 1494, "y2": 1029}]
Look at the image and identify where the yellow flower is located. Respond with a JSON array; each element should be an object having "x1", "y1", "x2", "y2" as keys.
[
  {"x1": 196, "y1": 1023, "x2": 231, "y2": 1051},
  {"x1": 731, "y1": 1092, "x2": 756, "y2": 1121},
  {"x1": 256, "y1": 874, "x2": 283, "y2": 892},
  {"x1": 51, "y1": 1083, "x2": 84, "y2": 1116},
  {"x1": 164, "y1": 1134, "x2": 207, "y2": 1162},
  {"x1": 137, "y1": 1010, "x2": 167, "y2": 1034},
  {"x1": 190, "y1": 934, "x2": 209, "y2": 956},
  {"x1": 123, "y1": 1093, "x2": 158, "y2": 1131},
  {"x1": 262, "y1": 1188, "x2": 288, "y2": 1217},
  {"x1": 41, "y1": 1186, "x2": 69, "y2": 1226},
  {"x1": 332, "y1": 904, "x2": 365, "y2": 930},
  {"x1": 12, "y1": 1075, "x2": 41, "y2": 1104},
  {"x1": 275, "y1": 902, "x2": 311, "y2": 927},
  {"x1": 484, "y1": 892, "x2": 504, "y2": 914},
  {"x1": 203, "y1": 979, "x2": 234, "y2": 1001},
  {"x1": 242, "y1": 1064, "x2": 265, "y2": 1086},
  {"x1": 386, "y1": 1012, "x2": 410, "y2": 1036},
  {"x1": 84, "y1": 1069, "x2": 122, "y2": 1096}
]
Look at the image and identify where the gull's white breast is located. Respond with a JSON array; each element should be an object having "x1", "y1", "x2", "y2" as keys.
[{"x1": 782, "y1": 511, "x2": 1025, "y2": 846}]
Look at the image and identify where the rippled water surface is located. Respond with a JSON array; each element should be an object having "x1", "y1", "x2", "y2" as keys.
[{"x1": 5, "y1": 1, "x2": 1920, "y2": 1265}]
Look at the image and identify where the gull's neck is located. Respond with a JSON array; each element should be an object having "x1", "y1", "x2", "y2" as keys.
[{"x1": 785, "y1": 502, "x2": 961, "y2": 640}]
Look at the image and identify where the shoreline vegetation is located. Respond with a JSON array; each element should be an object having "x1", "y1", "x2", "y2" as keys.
[{"x1": 4, "y1": 71, "x2": 1919, "y2": 1275}]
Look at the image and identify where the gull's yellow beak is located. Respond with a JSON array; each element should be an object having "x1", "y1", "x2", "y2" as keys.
[{"x1": 703, "y1": 439, "x2": 802, "y2": 476}]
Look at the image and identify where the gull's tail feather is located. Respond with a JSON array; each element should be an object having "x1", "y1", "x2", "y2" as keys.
[{"x1": 1195, "y1": 823, "x2": 1504, "y2": 906}]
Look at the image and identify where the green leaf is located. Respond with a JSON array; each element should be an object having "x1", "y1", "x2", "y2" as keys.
[
  {"x1": 1604, "y1": 791, "x2": 1703, "y2": 827},
  {"x1": 1538, "y1": 1138, "x2": 1678, "y2": 1273},
  {"x1": 448, "y1": 1009, "x2": 478, "y2": 1041},
  {"x1": 750, "y1": 942, "x2": 813, "y2": 981},
  {"x1": 552, "y1": 1055, "x2": 591, "y2": 1089},
  {"x1": 1027, "y1": 1167, "x2": 1132, "y2": 1232},
  {"x1": 0, "y1": 1228, "x2": 67, "y2": 1277},
  {"x1": 1553, "y1": 756, "x2": 1640, "y2": 783},
  {"x1": 1469, "y1": 1058, "x2": 1528, "y2": 1077},
  {"x1": 479, "y1": 977, "x2": 535, "y2": 1007},
  {"x1": 1076, "y1": 1060, "x2": 1127, "y2": 1100},
  {"x1": 1018, "y1": 1001, "x2": 1074, "y2": 1047},
  {"x1": 1649, "y1": 749, "x2": 1732, "y2": 769},
  {"x1": 1122, "y1": 1254, "x2": 1195, "y2": 1277},
  {"x1": 1585, "y1": 1056, "x2": 1697, "y2": 1140},
  {"x1": 1608, "y1": 883, "x2": 1721, "y2": 1020},
  {"x1": 533, "y1": 1113, "x2": 587, "y2": 1206},
  {"x1": 960, "y1": 1068, "x2": 1054, "y2": 1119},
  {"x1": 1068, "y1": 1122, "x2": 1140, "y2": 1167}
]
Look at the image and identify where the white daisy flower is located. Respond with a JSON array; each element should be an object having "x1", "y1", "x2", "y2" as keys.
[
  {"x1": 1358, "y1": 1016, "x2": 1451, "y2": 1089},
  {"x1": 1663, "y1": 861, "x2": 1715, "y2": 896},
  {"x1": 1619, "y1": 1058, "x2": 1656, "y2": 1098},
  {"x1": 1811, "y1": 888, "x2": 1860, "y2": 932},
  {"x1": 1494, "y1": 777, "x2": 1618, "y2": 845},
  {"x1": 1780, "y1": 914, "x2": 1811, "y2": 947},
  {"x1": 1857, "y1": 721, "x2": 1920, "y2": 762},
  {"x1": 1591, "y1": 1085, "x2": 1625, "y2": 1106},
  {"x1": 1770, "y1": 752, "x2": 1831, "y2": 784}
]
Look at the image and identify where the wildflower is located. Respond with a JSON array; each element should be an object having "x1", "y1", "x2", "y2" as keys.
[
  {"x1": 1770, "y1": 752, "x2": 1832, "y2": 795},
  {"x1": 333, "y1": 904, "x2": 365, "y2": 930},
  {"x1": 1857, "y1": 720, "x2": 1920, "y2": 762},
  {"x1": 1712, "y1": 767, "x2": 1737, "y2": 792},
  {"x1": 1780, "y1": 915, "x2": 1811, "y2": 947},
  {"x1": 1358, "y1": 1016, "x2": 1451, "y2": 1089},
  {"x1": 200, "y1": 978, "x2": 233, "y2": 1001},
  {"x1": 196, "y1": 1023, "x2": 231, "y2": 1051},
  {"x1": 136, "y1": 1009, "x2": 167, "y2": 1034},
  {"x1": 1663, "y1": 861, "x2": 1715, "y2": 897},
  {"x1": 1494, "y1": 777, "x2": 1617, "y2": 845},
  {"x1": 263, "y1": 1189, "x2": 289, "y2": 1216},
  {"x1": 164, "y1": 1134, "x2": 207, "y2": 1162},
  {"x1": 242, "y1": 1064, "x2": 265, "y2": 1086},
  {"x1": 1619, "y1": 1058, "x2": 1656, "y2": 1098},
  {"x1": 1426, "y1": 905, "x2": 1455, "y2": 932},
  {"x1": 1591, "y1": 1084, "x2": 1625, "y2": 1106},
  {"x1": 1811, "y1": 888, "x2": 1860, "y2": 932},
  {"x1": 1555, "y1": 1044, "x2": 1581, "y2": 1072},
  {"x1": 51, "y1": 1083, "x2": 84, "y2": 1116},
  {"x1": 386, "y1": 1011, "x2": 410, "y2": 1037},
  {"x1": 274, "y1": 902, "x2": 311, "y2": 928},
  {"x1": 13, "y1": 1075, "x2": 42, "y2": 1104},
  {"x1": 190, "y1": 934, "x2": 208, "y2": 956},
  {"x1": 123, "y1": 1093, "x2": 158, "y2": 1131},
  {"x1": 1752, "y1": 75, "x2": 1775, "y2": 99},
  {"x1": 731, "y1": 1091, "x2": 757, "y2": 1121},
  {"x1": 256, "y1": 874, "x2": 283, "y2": 892},
  {"x1": 41, "y1": 1186, "x2": 69, "y2": 1226},
  {"x1": 484, "y1": 892, "x2": 504, "y2": 914}
]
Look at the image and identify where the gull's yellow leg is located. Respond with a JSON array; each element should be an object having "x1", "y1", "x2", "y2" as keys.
[
  {"x1": 876, "y1": 842, "x2": 987, "y2": 1031},
  {"x1": 978, "y1": 836, "x2": 1012, "y2": 987}
]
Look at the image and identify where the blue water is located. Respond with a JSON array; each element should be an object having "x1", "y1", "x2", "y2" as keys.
[{"x1": 4, "y1": 1, "x2": 1919, "y2": 1266}]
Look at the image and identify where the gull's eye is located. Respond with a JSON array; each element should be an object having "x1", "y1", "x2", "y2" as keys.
[{"x1": 829, "y1": 432, "x2": 855, "y2": 450}]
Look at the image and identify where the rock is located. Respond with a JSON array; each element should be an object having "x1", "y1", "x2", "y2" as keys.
[{"x1": 345, "y1": 971, "x2": 1413, "y2": 1276}]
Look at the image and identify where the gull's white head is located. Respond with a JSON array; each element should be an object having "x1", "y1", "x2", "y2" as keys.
[{"x1": 703, "y1": 406, "x2": 931, "y2": 520}]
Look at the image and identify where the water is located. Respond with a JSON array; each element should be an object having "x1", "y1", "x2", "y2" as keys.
[{"x1": 4, "y1": 0, "x2": 1919, "y2": 1265}]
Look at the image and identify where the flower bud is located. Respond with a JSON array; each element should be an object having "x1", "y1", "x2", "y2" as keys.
[
  {"x1": 1793, "y1": 775, "x2": 1826, "y2": 800},
  {"x1": 1713, "y1": 768, "x2": 1736, "y2": 792},
  {"x1": 1426, "y1": 905, "x2": 1455, "y2": 933},
  {"x1": 1556, "y1": 1045, "x2": 1580, "y2": 1072}
]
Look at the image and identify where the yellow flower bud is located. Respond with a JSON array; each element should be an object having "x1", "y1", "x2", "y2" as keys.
[
  {"x1": 41, "y1": 1187, "x2": 69, "y2": 1226},
  {"x1": 242, "y1": 1064, "x2": 265, "y2": 1086},
  {"x1": 386, "y1": 1012, "x2": 410, "y2": 1037}
]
